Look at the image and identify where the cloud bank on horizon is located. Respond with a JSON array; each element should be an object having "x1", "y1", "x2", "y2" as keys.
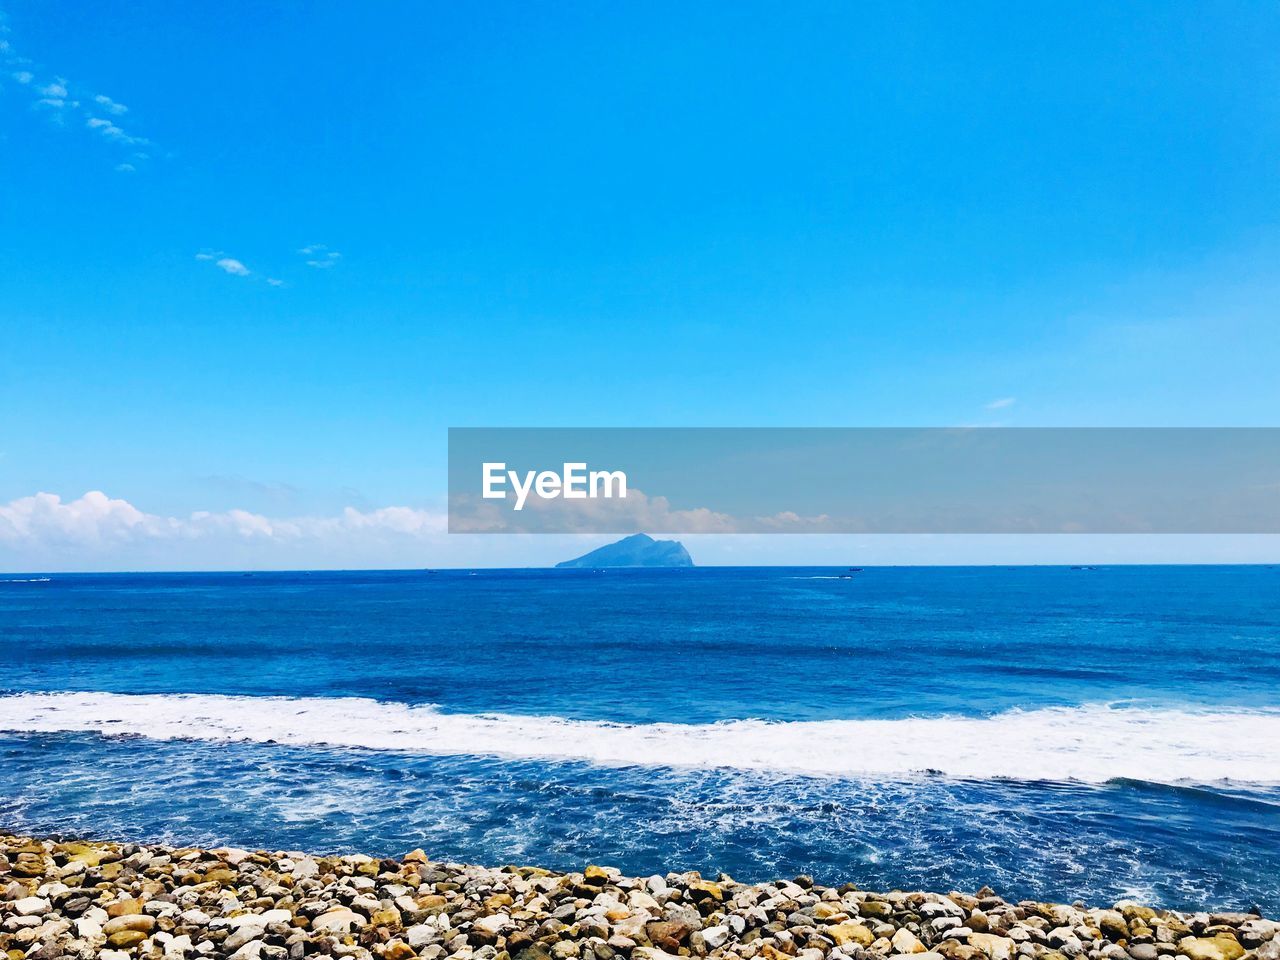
[
  {"x1": 3, "y1": 491, "x2": 1279, "y2": 572},
  {"x1": 0, "y1": 491, "x2": 447, "y2": 570}
]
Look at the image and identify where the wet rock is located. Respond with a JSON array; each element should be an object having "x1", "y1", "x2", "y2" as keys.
[
  {"x1": 923, "y1": 901, "x2": 968, "y2": 921},
  {"x1": 645, "y1": 919, "x2": 694, "y2": 950},
  {"x1": 12, "y1": 897, "x2": 50, "y2": 917},
  {"x1": 313, "y1": 908, "x2": 364, "y2": 934},
  {"x1": 1176, "y1": 937, "x2": 1244, "y2": 960},
  {"x1": 969, "y1": 933, "x2": 1015, "y2": 960},
  {"x1": 893, "y1": 929, "x2": 928, "y2": 954},
  {"x1": 103, "y1": 914, "x2": 156, "y2": 935},
  {"x1": 688, "y1": 881, "x2": 723, "y2": 904},
  {"x1": 105, "y1": 898, "x2": 143, "y2": 918},
  {"x1": 0, "y1": 831, "x2": 1273, "y2": 960},
  {"x1": 106, "y1": 929, "x2": 149, "y2": 948},
  {"x1": 828, "y1": 923, "x2": 875, "y2": 947},
  {"x1": 1240, "y1": 920, "x2": 1280, "y2": 948}
]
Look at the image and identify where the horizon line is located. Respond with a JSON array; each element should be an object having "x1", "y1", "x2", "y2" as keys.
[{"x1": 5, "y1": 561, "x2": 1280, "y2": 576}]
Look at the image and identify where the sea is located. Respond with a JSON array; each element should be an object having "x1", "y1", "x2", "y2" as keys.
[{"x1": 1, "y1": 566, "x2": 1277, "y2": 912}]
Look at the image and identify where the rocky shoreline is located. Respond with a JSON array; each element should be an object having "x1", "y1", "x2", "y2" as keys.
[{"x1": 2, "y1": 833, "x2": 1275, "y2": 960}]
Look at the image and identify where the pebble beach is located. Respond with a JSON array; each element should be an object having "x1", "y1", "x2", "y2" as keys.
[{"x1": 2, "y1": 833, "x2": 1276, "y2": 960}]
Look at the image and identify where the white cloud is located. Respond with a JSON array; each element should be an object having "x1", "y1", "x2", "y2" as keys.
[
  {"x1": 0, "y1": 488, "x2": 601, "y2": 571},
  {"x1": 3, "y1": 492, "x2": 1277, "y2": 573},
  {"x1": 985, "y1": 396, "x2": 1016, "y2": 410},
  {"x1": 0, "y1": 491, "x2": 159, "y2": 545},
  {"x1": 194, "y1": 246, "x2": 346, "y2": 285},
  {"x1": 198, "y1": 253, "x2": 289, "y2": 287},
  {"x1": 0, "y1": 491, "x2": 447, "y2": 551},
  {"x1": 299, "y1": 243, "x2": 341, "y2": 268},
  {"x1": 31, "y1": 76, "x2": 78, "y2": 116},
  {"x1": 197, "y1": 252, "x2": 253, "y2": 278},
  {"x1": 1, "y1": 25, "x2": 150, "y2": 166},
  {"x1": 93, "y1": 93, "x2": 127, "y2": 114},
  {"x1": 86, "y1": 115, "x2": 146, "y2": 145},
  {"x1": 215, "y1": 257, "x2": 251, "y2": 277},
  {"x1": 454, "y1": 485, "x2": 870, "y2": 535}
]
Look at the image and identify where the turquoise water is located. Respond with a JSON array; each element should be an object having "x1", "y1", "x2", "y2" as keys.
[{"x1": 1, "y1": 566, "x2": 1278, "y2": 910}]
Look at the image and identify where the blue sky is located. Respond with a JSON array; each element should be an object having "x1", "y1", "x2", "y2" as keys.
[{"x1": 2, "y1": 1, "x2": 1279, "y2": 568}]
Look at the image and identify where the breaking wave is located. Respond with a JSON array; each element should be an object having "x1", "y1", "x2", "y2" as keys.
[{"x1": 1, "y1": 692, "x2": 1277, "y2": 784}]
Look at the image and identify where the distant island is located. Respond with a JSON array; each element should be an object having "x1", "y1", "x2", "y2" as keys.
[{"x1": 555, "y1": 533, "x2": 694, "y2": 568}]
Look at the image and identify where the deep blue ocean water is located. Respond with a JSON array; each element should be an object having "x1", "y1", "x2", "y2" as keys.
[{"x1": 1, "y1": 566, "x2": 1278, "y2": 911}]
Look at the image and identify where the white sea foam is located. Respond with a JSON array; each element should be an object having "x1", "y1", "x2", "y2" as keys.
[{"x1": 1, "y1": 692, "x2": 1277, "y2": 784}]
